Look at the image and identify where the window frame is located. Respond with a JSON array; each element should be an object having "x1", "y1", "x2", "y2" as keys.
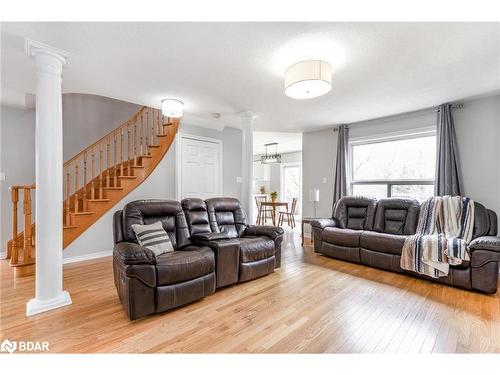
[{"x1": 348, "y1": 126, "x2": 436, "y2": 200}]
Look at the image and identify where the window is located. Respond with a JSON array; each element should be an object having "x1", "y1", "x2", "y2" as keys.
[{"x1": 350, "y1": 129, "x2": 436, "y2": 203}]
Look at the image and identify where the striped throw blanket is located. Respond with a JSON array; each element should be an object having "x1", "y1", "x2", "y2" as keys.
[{"x1": 400, "y1": 196, "x2": 475, "y2": 278}]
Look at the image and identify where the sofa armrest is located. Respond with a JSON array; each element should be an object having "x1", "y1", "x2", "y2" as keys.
[
  {"x1": 191, "y1": 232, "x2": 230, "y2": 241},
  {"x1": 113, "y1": 241, "x2": 156, "y2": 265},
  {"x1": 243, "y1": 225, "x2": 284, "y2": 240},
  {"x1": 470, "y1": 236, "x2": 500, "y2": 252},
  {"x1": 310, "y1": 218, "x2": 338, "y2": 230}
]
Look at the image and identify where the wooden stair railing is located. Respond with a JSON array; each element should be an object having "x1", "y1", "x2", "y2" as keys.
[{"x1": 6, "y1": 106, "x2": 180, "y2": 273}]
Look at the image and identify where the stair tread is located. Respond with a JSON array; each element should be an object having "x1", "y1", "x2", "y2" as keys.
[
  {"x1": 148, "y1": 144, "x2": 161, "y2": 148},
  {"x1": 88, "y1": 199, "x2": 110, "y2": 202},
  {"x1": 131, "y1": 165, "x2": 145, "y2": 169},
  {"x1": 118, "y1": 176, "x2": 137, "y2": 179},
  {"x1": 103, "y1": 187, "x2": 123, "y2": 190},
  {"x1": 73, "y1": 211, "x2": 95, "y2": 216},
  {"x1": 64, "y1": 225, "x2": 78, "y2": 229},
  {"x1": 157, "y1": 133, "x2": 169, "y2": 137},
  {"x1": 140, "y1": 155, "x2": 153, "y2": 159}
]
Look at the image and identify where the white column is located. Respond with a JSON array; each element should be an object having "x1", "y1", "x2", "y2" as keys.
[
  {"x1": 26, "y1": 39, "x2": 72, "y2": 316},
  {"x1": 240, "y1": 111, "x2": 256, "y2": 223}
]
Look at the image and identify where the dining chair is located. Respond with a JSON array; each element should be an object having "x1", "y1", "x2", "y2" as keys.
[
  {"x1": 255, "y1": 195, "x2": 273, "y2": 225},
  {"x1": 278, "y1": 197, "x2": 298, "y2": 228}
]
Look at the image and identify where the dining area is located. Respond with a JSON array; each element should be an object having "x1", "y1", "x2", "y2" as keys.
[{"x1": 254, "y1": 194, "x2": 298, "y2": 228}]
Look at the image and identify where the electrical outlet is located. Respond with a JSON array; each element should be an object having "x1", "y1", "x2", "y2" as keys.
[{"x1": 0, "y1": 172, "x2": 5, "y2": 181}]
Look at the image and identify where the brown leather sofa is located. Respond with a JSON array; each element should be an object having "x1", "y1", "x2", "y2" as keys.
[
  {"x1": 113, "y1": 197, "x2": 283, "y2": 320},
  {"x1": 182, "y1": 197, "x2": 283, "y2": 287},
  {"x1": 311, "y1": 196, "x2": 500, "y2": 293}
]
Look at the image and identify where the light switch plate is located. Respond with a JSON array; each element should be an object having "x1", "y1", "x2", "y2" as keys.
[
  {"x1": 322, "y1": 177, "x2": 327, "y2": 184},
  {"x1": 236, "y1": 176, "x2": 242, "y2": 183},
  {"x1": 0, "y1": 172, "x2": 5, "y2": 181}
]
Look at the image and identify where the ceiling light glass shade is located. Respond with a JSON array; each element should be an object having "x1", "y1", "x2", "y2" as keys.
[
  {"x1": 161, "y1": 98, "x2": 184, "y2": 118},
  {"x1": 284, "y1": 60, "x2": 332, "y2": 99}
]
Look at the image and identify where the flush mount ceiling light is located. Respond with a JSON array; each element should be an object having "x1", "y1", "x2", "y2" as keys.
[
  {"x1": 284, "y1": 60, "x2": 332, "y2": 99},
  {"x1": 161, "y1": 98, "x2": 184, "y2": 118}
]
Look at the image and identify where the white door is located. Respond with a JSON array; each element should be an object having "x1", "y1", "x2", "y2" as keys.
[{"x1": 179, "y1": 136, "x2": 222, "y2": 199}]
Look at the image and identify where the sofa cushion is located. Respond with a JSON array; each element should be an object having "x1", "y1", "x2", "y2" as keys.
[
  {"x1": 122, "y1": 199, "x2": 190, "y2": 249},
  {"x1": 333, "y1": 196, "x2": 377, "y2": 230},
  {"x1": 322, "y1": 227, "x2": 362, "y2": 248},
  {"x1": 360, "y1": 231, "x2": 407, "y2": 255},
  {"x1": 155, "y1": 246, "x2": 215, "y2": 286},
  {"x1": 182, "y1": 198, "x2": 212, "y2": 235},
  {"x1": 206, "y1": 197, "x2": 248, "y2": 238},
  {"x1": 373, "y1": 198, "x2": 420, "y2": 235},
  {"x1": 238, "y1": 236, "x2": 275, "y2": 263}
]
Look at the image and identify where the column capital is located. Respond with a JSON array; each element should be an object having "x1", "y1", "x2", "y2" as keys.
[
  {"x1": 238, "y1": 110, "x2": 258, "y2": 121},
  {"x1": 25, "y1": 38, "x2": 70, "y2": 65}
]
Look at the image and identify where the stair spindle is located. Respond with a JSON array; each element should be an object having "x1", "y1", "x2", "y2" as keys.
[
  {"x1": 114, "y1": 130, "x2": 118, "y2": 187},
  {"x1": 74, "y1": 162, "x2": 79, "y2": 213},
  {"x1": 145, "y1": 112, "x2": 150, "y2": 152},
  {"x1": 83, "y1": 151, "x2": 88, "y2": 211},
  {"x1": 106, "y1": 136, "x2": 111, "y2": 187},
  {"x1": 10, "y1": 187, "x2": 19, "y2": 264},
  {"x1": 23, "y1": 187, "x2": 33, "y2": 263},
  {"x1": 133, "y1": 121, "x2": 138, "y2": 166},
  {"x1": 91, "y1": 147, "x2": 96, "y2": 200},
  {"x1": 120, "y1": 128, "x2": 124, "y2": 176},
  {"x1": 65, "y1": 165, "x2": 71, "y2": 225},
  {"x1": 99, "y1": 143, "x2": 103, "y2": 198},
  {"x1": 140, "y1": 115, "x2": 144, "y2": 156},
  {"x1": 127, "y1": 123, "x2": 131, "y2": 175}
]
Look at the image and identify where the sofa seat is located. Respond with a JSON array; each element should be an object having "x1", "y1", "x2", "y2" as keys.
[
  {"x1": 322, "y1": 227, "x2": 362, "y2": 247},
  {"x1": 155, "y1": 246, "x2": 215, "y2": 286},
  {"x1": 360, "y1": 231, "x2": 407, "y2": 255},
  {"x1": 238, "y1": 236, "x2": 275, "y2": 262}
]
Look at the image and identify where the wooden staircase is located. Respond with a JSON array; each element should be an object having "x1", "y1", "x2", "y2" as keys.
[{"x1": 6, "y1": 106, "x2": 179, "y2": 275}]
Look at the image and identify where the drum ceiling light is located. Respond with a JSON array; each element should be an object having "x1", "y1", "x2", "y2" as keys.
[
  {"x1": 284, "y1": 60, "x2": 332, "y2": 99},
  {"x1": 161, "y1": 98, "x2": 184, "y2": 118}
]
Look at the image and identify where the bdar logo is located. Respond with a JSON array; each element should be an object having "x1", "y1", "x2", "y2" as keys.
[{"x1": 1, "y1": 339, "x2": 17, "y2": 354}]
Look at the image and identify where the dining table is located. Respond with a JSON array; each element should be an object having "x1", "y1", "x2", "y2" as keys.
[{"x1": 259, "y1": 201, "x2": 288, "y2": 226}]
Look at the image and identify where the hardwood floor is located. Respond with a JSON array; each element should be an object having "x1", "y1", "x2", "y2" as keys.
[{"x1": 1, "y1": 229, "x2": 499, "y2": 353}]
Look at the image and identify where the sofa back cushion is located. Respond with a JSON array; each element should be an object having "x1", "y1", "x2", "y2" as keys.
[
  {"x1": 182, "y1": 198, "x2": 212, "y2": 235},
  {"x1": 206, "y1": 197, "x2": 247, "y2": 238},
  {"x1": 473, "y1": 202, "x2": 491, "y2": 239},
  {"x1": 373, "y1": 198, "x2": 420, "y2": 235},
  {"x1": 487, "y1": 209, "x2": 498, "y2": 236},
  {"x1": 121, "y1": 199, "x2": 190, "y2": 249},
  {"x1": 333, "y1": 196, "x2": 377, "y2": 230}
]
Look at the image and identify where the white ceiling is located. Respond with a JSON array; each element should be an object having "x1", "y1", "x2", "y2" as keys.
[
  {"x1": 2, "y1": 22, "x2": 499, "y2": 131},
  {"x1": 253, "y1": 131, "x2": 302, "y2": 155}
]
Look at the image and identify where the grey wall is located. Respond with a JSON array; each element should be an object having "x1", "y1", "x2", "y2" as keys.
[
  {"x1": 453, "y1": 95, "x2": 500, "y2": 216},
  {"x1": 0, "y1": 105, "x2": 36, "y2": 257},
  {"x1": 302, "y1": 128, "x2": 337, "y2": 218},
  {"x1": 302, "y1": 94, "x2": 500, "y2": 225},
  {"x1": 62, "y1": 94, "x2": 140, "y2": 160}
]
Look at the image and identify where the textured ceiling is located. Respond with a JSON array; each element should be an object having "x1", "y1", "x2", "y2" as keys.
[{"x1": 2, "y1": 22, "x2": 499, "y2": 131}]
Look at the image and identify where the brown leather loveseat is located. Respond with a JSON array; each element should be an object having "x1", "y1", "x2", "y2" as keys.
[
  {"x1": 311, "y1": 196, "x2": 500, "y2": 293},
  {"x1": 113, "y1": 197, "x2": 284, "y2": 320}
]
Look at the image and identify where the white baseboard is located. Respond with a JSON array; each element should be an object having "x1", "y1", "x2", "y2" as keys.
[
  {"x1": 0, "y1": 251, "x2": 7, "y2": 260},
  {"x1": 63, "y1": 250, "x2": 112, "y2": 264}
]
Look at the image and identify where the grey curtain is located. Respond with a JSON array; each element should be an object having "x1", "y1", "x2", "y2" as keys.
[
  {"x1": 333, "y1": 125, "x2": 349, "y2": 208},
  {"x1": 435, "y1": 103, "x2": 462, "y2": 196}
]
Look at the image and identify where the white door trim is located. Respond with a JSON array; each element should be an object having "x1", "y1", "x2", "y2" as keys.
[{"x1": 175, "y1": 133, "x2": 223, "y2": 201}]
